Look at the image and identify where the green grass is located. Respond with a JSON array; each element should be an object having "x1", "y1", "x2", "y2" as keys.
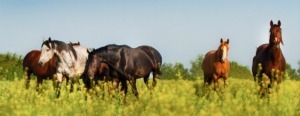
[{"x1": 0, "y1": 76, "x2": 299, "y2": 115}]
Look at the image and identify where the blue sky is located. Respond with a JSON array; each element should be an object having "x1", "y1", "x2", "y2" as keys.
[{"x1": 0, "y1": 0, "x2": 299, "y2": 69}]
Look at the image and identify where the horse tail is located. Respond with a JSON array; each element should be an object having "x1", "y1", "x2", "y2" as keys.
[{"x1": 157, "y1": 62, "x2": 162, "y2": 76}]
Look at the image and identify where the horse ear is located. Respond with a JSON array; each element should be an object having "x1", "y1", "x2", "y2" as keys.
[
  {"x1": 87, "y1": 48, "x2": 95, "y2": 53},
  {"x1": 278, "y1": 20, "x2": 281, "y2": 27},
  {"x1": 226, "y1": 39, "x2": 229, "y2": 44},
  {"x1": 48, "y1": 37, "x2": 52, "y2": 42},
  {"x1": 270, "y1": 20, "x2": 274, "y2": 26},
  {"x1": 220, "y1": 38, "x2": 223, "y2": 43}
]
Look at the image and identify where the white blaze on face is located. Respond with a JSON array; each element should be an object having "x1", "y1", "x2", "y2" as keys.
[
  {"x1": 222, "y1": 46, "x2": 227, "y2": 61},
  {"x1": 38, "y1": 44, "x2": 54, "y2": 66},
  {"x1": 275, "y1": 37, "x2": 278, "y2": 43}
]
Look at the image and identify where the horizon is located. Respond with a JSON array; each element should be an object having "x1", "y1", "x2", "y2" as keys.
[{"x1": 0, "y1": 1, "x2": 299, "y2": 69}]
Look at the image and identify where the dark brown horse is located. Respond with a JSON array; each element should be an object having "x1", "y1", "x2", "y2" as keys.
[
  {"x1": 83, "y1": 53, "x2": 111, "y2": 89},
  {"x1": 252, "y1": 20, "x2": 286, "y2": 93},
  {"x1": 23, "y1": 50, "x2": 57, "y2": 91},
  {"x1": 202, "y1": 38, "x2": 230, "y2": 90},
  {"x1": 82, "y1": 44, "x2": 162, "y2": 99}
]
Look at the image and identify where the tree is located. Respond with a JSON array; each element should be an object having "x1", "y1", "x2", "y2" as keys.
[
  {"x1": 190, "y1": 55, "x2": 204, "y2": 79},
  {"x1": 160, "y1": 62, "x2": 193, "y2": 80},
  {"x1": 160, "y1": 63, "x2": 176, "y2": 80},
  {"x1": 298, "y1": 61, "x2": 300, "y2": 78},
  {"x1": 229, "y1": 61, "x2": 252, "y2": 79},
  {"x1": 286, "y1": 63, "x2": 299, "y2": 80}
]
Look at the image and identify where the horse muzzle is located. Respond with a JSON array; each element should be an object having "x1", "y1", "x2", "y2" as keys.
[{"x1": 38, "y1": 61, "x2": 45, "y2": 67}]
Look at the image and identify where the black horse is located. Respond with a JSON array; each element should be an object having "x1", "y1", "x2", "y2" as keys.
[{"x1": 82, "y1": 44, "x2": 162, "y2": 99}]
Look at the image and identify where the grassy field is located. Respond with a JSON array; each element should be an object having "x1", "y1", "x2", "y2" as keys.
[
  {"x1": 0, "y1": 53, "x2": 299, "y2": 115},
  {"x1": 0, "y1": 76, "x2": 299, "y2": 115}
]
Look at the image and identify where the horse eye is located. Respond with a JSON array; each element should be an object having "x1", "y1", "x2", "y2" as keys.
[{"x1": 46, "y1": 49, "x2": 50, "y2": 51}]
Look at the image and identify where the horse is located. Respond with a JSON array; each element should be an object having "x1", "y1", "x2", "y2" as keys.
[
  {"x1": 252, "y1": 20, "x2": 286, "y2": 94},
  {"x1": 69, "y1": 42, "x2": 80, "y2": 46},
  {"x1": 23, "y1": 42, "x2": 80, "y2": 91},
  {"x1": 202, "y1": 38, "x2": 230, "y2": 90},
  {"x1": 38, "y1": 37, "x2": 88, "y2": 94},
  {"x1": 23, "y1": 50, "x2": 57, "y2": 91},
  {"x1": 82, "y1": 44, "x2": 162, "y2": 99}
]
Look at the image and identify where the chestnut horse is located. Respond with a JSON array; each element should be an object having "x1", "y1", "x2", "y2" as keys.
[
  {"x1": 202, "y1": 38, "x2": 230, "y2": 90},
  {"x1": 252, "y1": 20, "x2": 286, "y2": 93},
  {"x1": 23, "y1": 41, "x2": 81, "y2": 91},
  {"x1": 23, "y1": 50, "x2": 57, "y2": 91}
]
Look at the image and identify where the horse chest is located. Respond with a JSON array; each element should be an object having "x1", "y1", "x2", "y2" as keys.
[{"x1": 214, "y1": 63, "x2": 227, "y2": 76}]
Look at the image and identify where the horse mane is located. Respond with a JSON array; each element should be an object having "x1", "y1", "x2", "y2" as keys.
[
  {"x1": 215, "y1": 43, "x2": 225, "y2": 63},
  {"x1": 92, "y1": 44, "x2": 131, "y2": 59},
  {"x1": 42, "y1": 40, "x2": 78, "y2": 60},
  {"x1": 215, "y1": 46, "x2": 222, "y2": 62}
]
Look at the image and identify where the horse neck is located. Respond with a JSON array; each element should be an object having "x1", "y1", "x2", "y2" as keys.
[
  {"x1": 214, "y1": 49, "x2": 222, "y2": 62},
  {"x1": 266, "y1": 44, "x2": 282, "y2": 62},
  {"x1": 55, "y1": 49, "x2": 76, "y2": 67}
]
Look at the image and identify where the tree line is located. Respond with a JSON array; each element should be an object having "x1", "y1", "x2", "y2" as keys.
[
  {"x1": 160, "y1": 55, "x2": 300, "y2": 81},
  {"x1": 0, "y1": 53, "x2": 299, "y2": 81}
]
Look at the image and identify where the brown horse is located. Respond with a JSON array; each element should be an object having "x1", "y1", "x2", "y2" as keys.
[
  {"x1": 23, "y1": 42, "x2": 81, "y2": 91},
  {"x1": 23, "y1": 50, "x2": 57, "y2": 91},
  {"x1": 252, "y1": 20, "x2": 286, "y2": 93},
  {"x1": 69, "y1": 42, "x2": 80, "y2": 46},
  {"x1": 202, "y1": 38, "x2": 230, "y2": 90}
]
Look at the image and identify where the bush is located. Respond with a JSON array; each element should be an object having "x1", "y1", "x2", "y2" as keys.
[
  {"x1": 229, "y1": 61, "x2": 252, "y2": 79},
  {"x1": 286, "y1": 63, "x2": 300, "y2": 80},
  {"x1": 160, "y1": 63, "x2": 194, "y2": 80},
  {"x1": 0, "y1": 53, "x2": 23, "y2": 81}
]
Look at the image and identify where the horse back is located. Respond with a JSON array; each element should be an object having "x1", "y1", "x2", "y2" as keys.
[
  {"x1": 138, "y1": 45, "x2": 162, "y2": 68},
  {"x1": 202, "y1": 50, "x2": 216, "y2": 75},
  {"x1": 119, "y1": 47, "x2": 154, "y2": 78}
]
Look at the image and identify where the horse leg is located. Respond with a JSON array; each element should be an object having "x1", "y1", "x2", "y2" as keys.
[
  {"x1": 143, "y1": 73, "x2": 150, "y2": 89},
  {"x1": 113, "y1": 78, "x2": 120, "y2": 92},
  {"x1": 223, "y1": 75, "x2": 228, "y2": 88},
  {"x1": 25, "y1": 70, "x2": 32, "y2": 89},
  {"x1": 213, "y1": 74, "x2": 219, "y2": 91},
  {"x1": 131, "y1": 79, "x2": 139, "y2": 99},
  {"x1": 223, "y1": 78, "x2": 226, "y2": 88},
  {"x1": 52, "y1": 74, "x2": 57, "y2": 90},
  {"x1": 56, "y1": 73, "x2": 63, "y2": 98},
  {"x1": 36, "y1": 77, "x2": 43, "y2": 91},
  {"x1": 204, "y1": 74, "x2": 208, "y2": 86},
  {"x1": 71, "y1": 76, "x2": 79, "y2": 93},
  {"x1": 257, "y1": 73, "x2": 266, "y2": 97},
  {"x1": 120, "y1": 78, "x2": 128, "y2": 102},
  {"x1": 152, "y1": 71, "x2": 158, "y2": 88}
]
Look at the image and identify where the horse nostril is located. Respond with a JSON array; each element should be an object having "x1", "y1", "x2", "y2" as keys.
[{"x1": 38, "y1": 62, "x2": 43, "y2": 67}]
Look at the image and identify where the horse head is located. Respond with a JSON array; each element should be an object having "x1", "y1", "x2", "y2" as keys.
[
  {"x1": 38, "y1": 37, "x2": 55, "y2": 67},
  {"x1": 217, "y1": 38, "x2": 230, "y2": 63},
  {"x1": 269, "y1": 20, "x2": 283, "y2": 47}
]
